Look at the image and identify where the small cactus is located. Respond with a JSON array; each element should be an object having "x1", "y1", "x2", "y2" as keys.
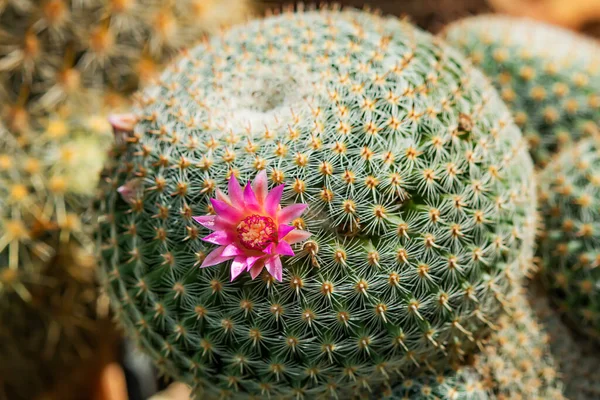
[
  {"x1": 97, "y1": 7, "x2": 537, "y2": 397},
  {"x1": 537, "y1": 138, "x2": 600, "y2": 342},
  {"x1": 0, "y1": 104, "x2": 115, "y2": 399},
  {"x1": 0, "y1": 0, "x2": 252, "y2": 131},
  {"x1": 443, "y1": 15, "x2": 600, "y2": 167}
]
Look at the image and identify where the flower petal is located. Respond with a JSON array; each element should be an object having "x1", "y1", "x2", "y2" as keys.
[
  {"x1": 193, "y1": 215, "x2": 217, "y2": 229},
  {"x1": 265, "y1": 184, "x2": 285, "y2": 215},
  {"x1": 275, "y1": 241, "x2": 295, "y2": 257},
  {"x1": 231, "y1": 256, "x2": 248, "y2": 281},
  {"x1": 210, "y1": 198, "x2": 242, "y2": 221},
  {"x1": 278, "y1": 224, "x2": 295, "y2": 239},
  {"x1": 108, "y1": 113, "x2": 137, "y2": 133},
  {"x1": 228, "y1": 175, "x2": 244, "y2": 208},
  {"x1": 216, "y1": 188, "x2": 232, "y2": 205},
  {"x1": 252, "y1": 170, "x2": 269, "y2": 205},
  {"x1": 222, "y1": 243, "x2": 244, "y2": 258},
  {"x1": 263, "y1": 242, "x2": 275, "y2": 255},
  {"x1": 246, "y1": 256, "x2": 263, "y2": 271},
  {"x1": 201, "y1": 231, "x2": 232, "y2": 246},
  {"x1": 278, "y1": 204, "x2": 308, "y2": 224},
  {"x1": 117, "y1": 179, "x2": 141, "y2": 204},
  {"x1": 265, "y1": 256, "x2": 283, "y2": 281},
  {"x1": 201, "y1": 246, "x2": 235, "y2": 268},
  {"x1": 249, "y1": 259, "x2": 265, "y2": 279},
  {"x1": 284, "y1": 229, "x2": 312, "y2": 244},
  {"x1": 243, "y1": 182, "x2": 261, "y2": 210}
]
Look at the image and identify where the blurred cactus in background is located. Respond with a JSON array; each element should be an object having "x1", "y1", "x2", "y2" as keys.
[
  {"x1": 96, "y1": 6, "x2": 540, "y2": 397},
  {"x1": 529, "y1": 283, "x2": 600, "y2": 400},
  {"x1": 0, "y1": 99, "x2": 118, "y2": 400},
  {"x1": 443, "y1": 16, "x2": 600, "y2": 167},
  {"x1": 0, "y1": 0, "x2": 253, "y2": 134},
  {"x1": 538, "y1": 139, "x2": 600, "y2": 342}
]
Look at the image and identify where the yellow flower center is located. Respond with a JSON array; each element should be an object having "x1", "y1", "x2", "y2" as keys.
[{"x1": 237, "y1": 214, "x2": 277, "y2": 251}]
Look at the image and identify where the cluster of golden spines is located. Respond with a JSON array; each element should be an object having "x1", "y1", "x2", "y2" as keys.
[
  {"x1": 443, "y1": 16, "x2": 600, "y2": 167},
  {"x1": 0, "y1": 0, "x2": 252, "y2": 127}
]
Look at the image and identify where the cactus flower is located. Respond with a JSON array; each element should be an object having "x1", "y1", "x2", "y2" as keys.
[{"x1": 194, "y1": 171, "x2": 311, "y2": 281}]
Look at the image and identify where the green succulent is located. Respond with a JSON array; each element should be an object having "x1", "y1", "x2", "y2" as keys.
[{"x1": 97, "y1": 8, "x2": 537, "y2": 398}]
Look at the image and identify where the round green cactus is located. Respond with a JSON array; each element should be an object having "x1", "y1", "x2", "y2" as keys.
[
  {"x1": 0, "y1": 106, "x2": 114, "y2": 399},
  {"x1": 97, "y1": 8, "x2": 537, "y2": 397},
  {"x1": 538, "y1": 138, "x2": 600, "y2": 342},
  {"x1": 443, "y1": 15, "x2": 600, "y2": 167}
]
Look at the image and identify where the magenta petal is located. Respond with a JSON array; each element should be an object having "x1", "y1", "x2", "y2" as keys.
[
  {"x1": 201, "y1": 231, "x2": 233, "y2": 245},
  {"x1": 265, "y1": 184, "x2": 285, "y2": 215},
  {"x1": 193, "y1": 215, "x2": 217, "y2": 229},
  {"x1": 222, "y1": 243, "x2": 244, "y2": 257},
  {"x1": 264, "y1": 242, "x2": 275, "y2": 255},
  {"x1": 243, "y1": 182, "x2": 260, "y2": 210},
  {"x1": 228, "y1": 175, "x2": 244, "y2": 208},
  {"x1": 246, "y1": 256, "x2": 263, "y2": 271},
  {"x1": 275, "y1": 241, "x2": 295, "y2": 257},
  {"x1": 278, "y1": 204, "x2": 308, "y2": 224},
  {"x1": 265, "y1": 256, "x2": 283, "y2": 281},
  {"x1": 252, "y1": 170, "x2": 269, "y2": 205},
  {"x1": 216, "y1": 189, "x2": 232, "y2": 205},
  {"x1": 278, "y1": 224, "x2": 295, "y2": 239},
  {"x1": 210, "y1": 198, "x2": 242, "y2": 221},
  {"x1": 285, "y1": 229, "x2": 312, "y2": 244},
  {"x1": 231, "y1": 256, "x2": 248, "y2": 281},
  {"x1": 249, "y1": 260, "x2": 265, "y2": 279},
  {"x1": 201, "y1": 246, "x2": 235, "y2": 268}
]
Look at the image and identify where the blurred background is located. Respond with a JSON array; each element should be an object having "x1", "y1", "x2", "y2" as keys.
[{"x1": 0, "y1": 1, "x2": 598, "y2": 400}]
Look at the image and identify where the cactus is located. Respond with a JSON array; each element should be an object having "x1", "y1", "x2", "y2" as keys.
[
  {"x1": 97, "y1": 7, "x2": 537, "y2": 397},
  {"x1": 537, "y1": 138, "x2": 600, "y2": 342},
  {"x1": 387, "y1": 289, "x2": 564, "y2": 400},
  {"x1": 442, "y1": 15, "x2": 600, "y2": 167},
  {"x1": 528, "y1": 282, "x2": 600, "y2": 400},
  {"x1": 0, "y1": 0, "x2": 252, "y2": 132},
  {"x1": 0, "y1": 105, "x2": 116, "y2": 399}
]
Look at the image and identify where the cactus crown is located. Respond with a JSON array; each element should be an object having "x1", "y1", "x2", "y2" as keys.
[
  {"x1": 443, "y1": 15, "x2": 600, "y2": 167},
  {"x1": 538, "y1": 138, "x2": 600, "y2": 342},
  {"x1": 97, "y1": 8, "x2": 536, "y2": 398}
]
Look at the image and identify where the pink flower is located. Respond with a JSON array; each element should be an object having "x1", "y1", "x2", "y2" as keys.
[{"x1": 193, "y1": 171, "x2": 311, "y2": 282}]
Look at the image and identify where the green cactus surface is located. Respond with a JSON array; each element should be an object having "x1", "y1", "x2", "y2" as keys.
[
  {"x1": 97, "y1": 8, "x2": 537, "y2": 398},
  {"x1": 388, "y1": 289, "x2": 564, "y2": 400},
  {"x1": 443, "y1": 15, "x2": 600, "y2": 167},
  {"x1": 538, "y1": 138, "x2": 600, "y2": 342},
  {"x1": 0, "y1": 106, "x2": 114, "y2": 399}
]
